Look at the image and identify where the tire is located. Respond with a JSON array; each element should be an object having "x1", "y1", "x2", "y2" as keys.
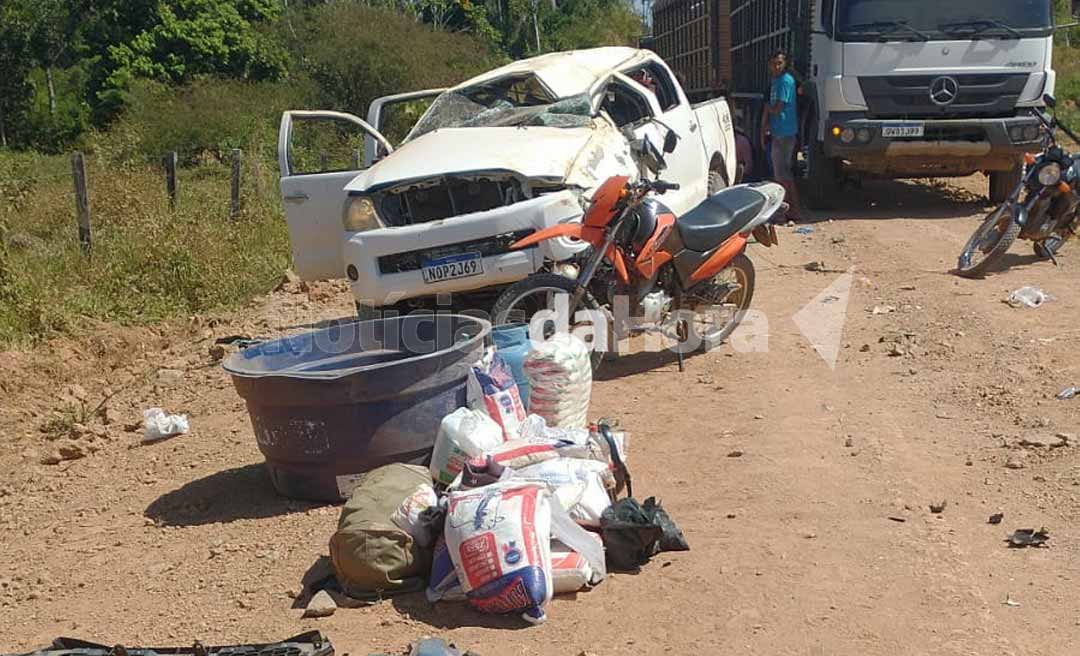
[
  {"x1": 708, "y1": 170, "x2": 727, "y2": 195},
  {"x1": 990, "y1": 166, "x2": 1023, "y2": 205},
  {"x1": 801, "y1": 125, "x2": 838, "y2": 210},
  {"x1": 677, "y1": 253, "x2": 756, "y2": 353},
  {"x1": 490, "y1": 273, "x2": 604, "y2": 370},
  {"x1": 956, "y1": 204, "x2": 1022, "y2": 278}
]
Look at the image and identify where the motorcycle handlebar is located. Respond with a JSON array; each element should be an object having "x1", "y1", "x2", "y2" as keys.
[{"x1": 650, "y1": 180, "x2": 680, "y2": 193}]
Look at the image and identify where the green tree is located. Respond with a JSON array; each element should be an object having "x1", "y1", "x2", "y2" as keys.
[
  {"x1": 293, "y1": 4, "x2": 503, "y2": 117},
  {"x1": 0, "y1": 4, "x2": 35, "y2": 147},
  {"x1": 86, "y1": 0, "x2": 289, "y2": 119}
]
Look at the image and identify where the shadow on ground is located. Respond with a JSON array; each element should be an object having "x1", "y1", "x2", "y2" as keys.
[
  {"x1": 804, "y1": 178, "x2": 991, "y2": 222},
  {"x1": 391, "y1": 593, "x2": 535, "y2": 630},
  {"x1": 145, "y1": 462, "x2": 324, "y2": 527}
]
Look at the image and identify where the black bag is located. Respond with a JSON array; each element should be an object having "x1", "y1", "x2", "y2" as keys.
[{"x1": 600, "y1": 496, "x2": 688, "y2": 572}]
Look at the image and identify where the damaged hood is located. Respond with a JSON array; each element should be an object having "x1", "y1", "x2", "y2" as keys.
[{"x1": 345, "y1": 125, "x2": 626, "y2": 192}]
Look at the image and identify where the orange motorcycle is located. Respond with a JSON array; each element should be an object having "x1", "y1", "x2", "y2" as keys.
[{"x1": 491, "y1": 136, "x2": 785, "y2": 367}]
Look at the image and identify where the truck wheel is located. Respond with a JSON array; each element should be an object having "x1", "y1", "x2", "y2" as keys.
[
  {"x1": 802, "y1": 136, "x2": 838, "y2": 210},
  {"x1": 989, "y1": 165, "x2": 1023, "y2": 204}
]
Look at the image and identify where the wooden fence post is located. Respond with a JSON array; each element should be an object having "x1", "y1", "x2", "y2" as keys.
[
  {"x1": 163, "y1": 151, "x2": 178, "y2": 209},
  {"x1": 319, "y1": 151, "x2": 328, "y2": 171},
  {"x1": 231, "y1": 148, "x2": 242, "y2": 218},
  {"x1": 351, "y1": 149, "x2": 361, "y2": 170},
  {"x1": 71, "y1": 152, "x2": 91, "y2": 254}
]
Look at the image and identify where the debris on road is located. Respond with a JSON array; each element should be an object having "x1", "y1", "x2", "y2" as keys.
[
  {"x1": 871, "y1": 305, "x2": 896, "y2": 315},
  {"x1": 804, "y1": 261, "x2": 827, "y2": 272},
  {"x1": 1057, "y1": 386, "x2": 1078, "y2": 400},
  {"x1": 1003, "y1": 594, "x2": 1021, "y2": 607},
  {"x1": 141, "y1": 407, "x2": 189, "y2": 443},
  {"x1": 1007, "y1": 528, "x2": 1050, "y2": 549},
  {"x1": 929, "y1": 501, "x2": 947, "y2": 514},
  {"x1": 989, "y1": 513, "x2": 1004, "y2": 525},
  {"x1": 887, "y1": 516, "x2": 907, "y2": 523},
  {"x1": 794, "y1": 226, "x2": 815, "y2": 235},
  {"x1": 1052, "y1": 433, "x2": 1072, "y2": 448},
  {"x1": 1006, "y1": 286, "x2": 1052, "y2": 309}
]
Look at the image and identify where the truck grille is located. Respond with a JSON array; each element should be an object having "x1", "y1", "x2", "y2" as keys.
[
  {"x1": 859, "y1": 74, "x2": 1029, "y2": 119},
  {"x1": 375, "y1": 175, "x2": 526, "y2": 226},
  {"x1": 377, "y1": 229, "x2": 536, "y2": 275}
]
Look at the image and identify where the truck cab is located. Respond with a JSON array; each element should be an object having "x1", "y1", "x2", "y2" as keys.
[{"x1": 802, "y1": 0, "x2": 1056, "y2": 206}]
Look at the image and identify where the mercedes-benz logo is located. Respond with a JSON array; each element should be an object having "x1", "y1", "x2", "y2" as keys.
[{"x1": 930, "y1": 76, "x2": 959, "y2": 106}]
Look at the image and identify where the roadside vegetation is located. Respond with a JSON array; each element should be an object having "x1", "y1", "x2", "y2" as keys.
[{"x1": 0, "y1": 0, "x2": 643, "y2": 347}]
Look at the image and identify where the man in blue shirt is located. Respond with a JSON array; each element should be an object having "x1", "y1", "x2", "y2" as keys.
[{"x1": 761, "y1": 49, "x2": 803, "y2": 222}]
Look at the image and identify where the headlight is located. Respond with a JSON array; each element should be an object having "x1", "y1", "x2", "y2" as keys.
[
  {"x1": 1037, "y1": 163, "x2": 1062, "y2": 187},
  {"x1": 840, "y1": 128, "x2": 856, "y2": 144},
  {"x1": 343, "y1": 196, "x2": 380, "y2": 232}
]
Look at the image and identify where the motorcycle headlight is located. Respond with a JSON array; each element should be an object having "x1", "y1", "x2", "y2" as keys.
[
  {"x1": 343, "y1": 196, "x2": 380, "y2": 232},
  {"x1": 1037, "y1": 162, "x2": 1063, "y2": 187}
]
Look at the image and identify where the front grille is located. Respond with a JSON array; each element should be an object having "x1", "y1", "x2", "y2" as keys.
[
  {"x1": 376, "y1": 175, "x2": 526, "y2": 226},
  {"x1": 859, "y1": 74, "x2": 1029, "y2": 119},
  {"x1": 378, "y1": 229, "x2": 536, "y2": 275}
]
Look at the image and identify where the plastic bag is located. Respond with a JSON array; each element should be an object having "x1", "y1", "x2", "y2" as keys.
[
  {"x1": 426, "y1": 535, "x2": 466, "y2": 603},
  {"x1": 600, "y1": 497, "x2": 688, "y2": 572},
  {"x1": 142, "y1": 407, "x2": 189, "y2": 443},
  {"x1": 468, "y1": 348, "x2": 527, "y2": 440},
  {"x1": 524, "y1": 334, "x2": 592, "y2": 429},
  {"x1": 550, "y1": 535, "x2": 603, "y2": 594},
  {"x1": 444, "y1": 481, "x2": 553, "y2": 624},
  {"x1": 430, "y1": 408, "x2": 506, "y2": 486},
  {"x1": 390, "y1": 483, "x2": 438, "y2": 540},
  {"x1": 515, "y1": 458, "x2": 613, "y2": 527},
  {"x1": 1007, "y1": 286, "x2": 1052, "y2": 308}
]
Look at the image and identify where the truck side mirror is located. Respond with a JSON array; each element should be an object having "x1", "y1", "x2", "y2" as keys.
[
  {"x1": 1044, "y1": 94, "x2": 1057, "y2": 109},
  {"x1": 663, "y1": 130, "x2": 679, "y2": 154}
]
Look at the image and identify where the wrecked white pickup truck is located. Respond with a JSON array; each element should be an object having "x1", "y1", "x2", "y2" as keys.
[{"x1": 277, "y1": 47, "x2": 736, "y2": 311}]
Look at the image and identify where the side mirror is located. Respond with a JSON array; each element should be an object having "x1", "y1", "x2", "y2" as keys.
[
  {"x1": 663, "y1": 130, "x2": 679, "y2": 154},
  {"x1": 1044, "y1": 94, "x2": 1057, "y2": 109}
]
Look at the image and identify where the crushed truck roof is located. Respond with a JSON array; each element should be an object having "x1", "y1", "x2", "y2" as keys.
[{"x1": 453, "y1": 47, "x2": 653, "y2": 99}]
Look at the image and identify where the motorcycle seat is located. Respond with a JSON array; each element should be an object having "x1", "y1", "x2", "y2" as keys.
[{"x1": 676, "y1": 187, "x2": 766, "y2": 252}]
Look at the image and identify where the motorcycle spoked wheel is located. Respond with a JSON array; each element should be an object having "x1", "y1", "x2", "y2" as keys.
[
  {"x1": 956, "y1": 204, "x2": 1022, "y2": 278},
  {"x1": 490, "y1": 273, "x2": 605, "y2": 370},
  {"x1": 670, "y1": 253, "x2": 756, "y2": 354}
]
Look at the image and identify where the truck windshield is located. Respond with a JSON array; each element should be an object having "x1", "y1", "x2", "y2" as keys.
[
  {"x1": 407, "y1": 75, "x2": 593, "y2": 141},
  {"x1": 834, "y1": 0, "x2": 1053, "y2": 41}
]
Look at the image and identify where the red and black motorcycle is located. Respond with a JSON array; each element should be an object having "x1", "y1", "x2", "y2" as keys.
[{"x1": 491, "y1": 135, "x2": 786, "y2": 368}]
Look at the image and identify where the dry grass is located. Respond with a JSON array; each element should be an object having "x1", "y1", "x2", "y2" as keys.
[{"x1": 0, "y1": 149, "x2": 291, "y2": 347}]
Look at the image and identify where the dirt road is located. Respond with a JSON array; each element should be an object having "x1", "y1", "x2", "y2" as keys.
[{"x1": 2, "y1": 177, "x2": 1078, "y2": 655}]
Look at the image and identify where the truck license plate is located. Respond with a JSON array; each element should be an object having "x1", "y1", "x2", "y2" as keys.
[
  {"x1": 882, "y1": 124, "x2": 924, "y2": 138},
  {"x1": 421, "y1": 252, "x2": 483, "y2": 284}
]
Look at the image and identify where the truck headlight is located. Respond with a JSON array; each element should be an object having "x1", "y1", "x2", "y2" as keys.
[
  {"x1": 1037, "y1": 163, "x2": 1062, "y2": 187},
  {"x1": 343, "y1": 196, "x2": 380, "y2": 232},
  {"x1": 840, "y1": 128, "x2": 856, "y2": 144}
]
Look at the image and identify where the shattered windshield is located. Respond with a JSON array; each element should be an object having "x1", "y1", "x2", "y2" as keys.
[{"x1": 407, "y1": 74, "x2": 594, "y2": 140}]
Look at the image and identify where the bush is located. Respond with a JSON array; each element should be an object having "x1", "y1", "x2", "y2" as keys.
[
  {"x1": 292, "y1": 5, "x2": 505, "y2": 118},
  {"x1": 100, "y1": 76, "x2": 317, "y2": 166}
]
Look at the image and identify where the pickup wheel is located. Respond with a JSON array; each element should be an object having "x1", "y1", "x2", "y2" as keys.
[
  {"x1": 989, "y1": 165, "x2": 1023, "y2": 204},
  {"x1": 708, "y1": 170, "x2": 727, "y2": 195},
  {"x1": 491, "y1": 273, "x2": 604, "y2": 371}
]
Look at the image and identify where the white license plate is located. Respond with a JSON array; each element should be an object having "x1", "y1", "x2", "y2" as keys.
[
  {"x1": 882, "y1": 124, "x2": 924, "y2": 138},
  {"x1": 421, "y1": 252, "x2": 483, "y2": 284}
]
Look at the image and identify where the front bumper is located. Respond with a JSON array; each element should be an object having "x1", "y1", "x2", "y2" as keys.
[
  {"x1": 824, "y1": 114, "x2": 1044, "y2": 175},
  {"x1": 343, "y1": 190, "x2": 586, "y2": 306}
]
